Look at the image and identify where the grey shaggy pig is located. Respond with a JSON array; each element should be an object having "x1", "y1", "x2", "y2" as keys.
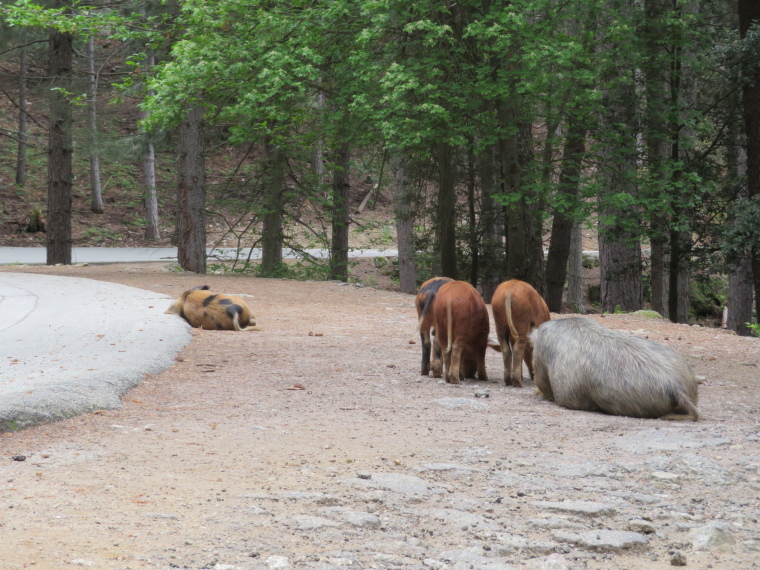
[{"x1": 530, "y1": 317, "x2": 699, "y2": 421}]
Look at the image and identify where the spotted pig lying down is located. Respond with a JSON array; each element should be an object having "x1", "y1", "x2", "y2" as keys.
[
  {"x1": 165, "y1": 285, "x2": 260, "y2": 331},
  {"x1": 529, "y1": 317, "x2": 699, "y2": 421}
]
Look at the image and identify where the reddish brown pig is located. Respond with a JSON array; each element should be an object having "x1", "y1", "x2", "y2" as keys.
[
  {"x1": 431, "y1": 280, "x2": 489, "y2": 384},
  {"x1": 491, "y1": 279, "x2": 550, "y2": 387},
  {"x1": 166, "y1": 286, "x2": 260, "y2": 331},
  {"x1": 415, "y1": 276, "x2": 453, "y2": 376}
]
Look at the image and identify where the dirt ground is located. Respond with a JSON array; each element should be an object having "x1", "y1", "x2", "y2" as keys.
[{"x1": 1, "y1": 263, "x2": 759, "y2": 570}]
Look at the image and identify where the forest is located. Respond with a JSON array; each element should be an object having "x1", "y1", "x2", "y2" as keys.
[{"x1": 0, "y1": 0, "x2": 759, "y2": 335}]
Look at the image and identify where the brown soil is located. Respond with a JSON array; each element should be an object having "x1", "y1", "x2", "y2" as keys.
[{"x1": 1, "y1": 263, "x2": 759, "y2": 570}]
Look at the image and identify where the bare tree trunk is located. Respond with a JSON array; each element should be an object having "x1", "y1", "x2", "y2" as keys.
[
  {"x1": 567, "y1": 220, "x2": 585, "y2": 314},
  {"x1": 739, "y1": 0, "x2": 760, "y2": 314},
  {"x1": 519, "y1": 122, "x2": 546, "y2": 295},
  {"x1": 392, "y1": 156, "x2": 416, "y2": 294},
  {"x1": 329, "y1": 142, "x2": 350, "y2": 281},
  {"x1": 260, "y1": 138, "x2": 286, "y2": 276},
  {"x1": 478, "y1": 144, "x2": 503, "y2": 303},
  {"x1": 668, "y1": 229, "x2": 691, "y2": 323},
  {"x1": 86, "y1": 36, "x2": 103, "y2": 214},
  {"x1": 46, "y1": 24, "x2": 74, "y2": 266},
  {"x1": 142, "y1": 53, "x2": 160, "y2": 241},
  {"x1": 643, "y1": 0, "x2": 669, "y2": 317},
  {"x1": 312, "y1": 89, "x2": 325, "y2": 184},
  {"x1": 726, "y1": 89, "x2": 753, "y2": 335},
  {"x1": 467, "y1": 139, "x2": 478, "y2": 286},
  {"x1": 15, "y1": 42, "x2": 27, "y2": 186},
  {"x1": 650, "y1": 228, "x2": 669, "y2": 315},
  {"x1": 177, "y1": 106, "x2": 206, "y2": 274},
  {"x1": 727, "y1": 251, "x2": 754, "y2": 335},
  {"x1": 545, "y1": 113, "x2": 587, "y2": 312},
  {"x1": 435, "y1": 142, "x2": 458, "y2": 279},
  {"x1": 499, "y1": 104, "x2": 526, "y2": 282},
  {"x1": 599, "y1": 232, "x2": 642, "y2": 313}
]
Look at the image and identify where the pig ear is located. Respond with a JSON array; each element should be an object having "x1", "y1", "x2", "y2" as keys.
[
  {"x1": 165, "y1": 301, "x2": 179, "y2": 314},
  {"x1": 190, "y1": 284, "x2": 211, "y2": 291}
]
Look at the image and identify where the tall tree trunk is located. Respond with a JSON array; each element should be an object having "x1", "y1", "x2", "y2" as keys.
[
  {"x1": 567, "y1": 220, "x2": 585, "y2": 314},
  {"x1": 46, "y1": 23, "x2": 74, "y2": 266},
  {"x1": 86, "y1": 36, "x2": 103, "y2": 214},
  {"x1": 467, "y1": 139, "x2": 478, "y2": 286},
  {"x1": 728, "y1": 251, "x2": 754, "y2": 335},
  {"x1": 15, "y1": 41, "x2": 27, "y2": 186},
  {"x1": 544, "y1": 113, "x2": 587, "y2": 312},
  {"x1": 668, "y1": 229, "x2": 690, "y2": 323},
  {"x1": 435, "y1": 142, "x2": 458, "y2": 279},
  {"x1": 739, "y1": 0, "x2": 760, "y2": 314},
  {"x1": 312, "y1": 89, "x2": 325, "y2": 184},
  {"x1": 519, "y1": 121, "x2": 546, "y2": 295},
  {"x1": 498, "y1": 104, "x2": 526, "y2": 282},
  {"x1": 599, "y1": 232, "x2": 642, "y2": 313},
  {"x1": 726, "y1": 90, "x2": 753, "y2": 335},
  {"x1": 650, "y1": 228, "x2": 669, "y2": 315},
  {"x1": 392, "y1": 155, "x2": 416, "y2": 294},
  {"x1": 478, "y1": 144, "x2": 504, "y2": 303},
  {"x1": 141, "y1": 54, "x2": 160, "y2": 241},
  {"x1": 643, "y1": 0, "x2": 669, "y2": 316},
  {"x1": 260, "y1": 138, "x2": 286, "y2": 276},
  {"x1": 177, "y1": 106, "x2": 206, "y2": 274},
  {"x1": 329, "y1": 142, "x2": 350, "y2": 281}
]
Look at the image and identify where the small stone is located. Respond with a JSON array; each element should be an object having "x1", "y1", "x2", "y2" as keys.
[
  {"x1": 11, "y1": 455, "x2": 26, "y2": 462},
  {"x1": 629, "y1": 519, "x2": 656, "y2": 534},
  {"x1": 670, "y1": 551, "x2": 687, "y2": 566},
  {"x1": 357, "y1": 472, "x2": 372, "y2": 480},
  {"x1": 690, "y1": 521, "x2": 736, "y2": 551}
]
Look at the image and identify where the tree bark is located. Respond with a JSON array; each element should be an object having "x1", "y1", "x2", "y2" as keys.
[
  {"x1": 544, "y1": 113, "x2": 587, "y2": 312},
  {"x1": 392, "y1": 155, "x2": 416, "y2": 294},
  {"x1": 567, "y1": 220, "x2": 585, "y2": 314},
  {"x1": 478, "y1": 144, "x2": 504, "y2": 303},
  {"x1": 726, "y1": 88, "x2": 753, "y2": 335},
  {"x1": 435, "y1": 142, "x2": 458, "y2": 279},
  {"x1": 329, "y1": 142, "x2": 351, "y2": 281},
  {"x1": 727, "y1": 251, "x2": 754, "y2": 335},
  {"x1": 599, "y1": 231, "x2": 642, "y2": 313},
  {"x1": 87, "y1": 36, "x2": 103, "y2": 214},
  {"x1": 177, "y1": 106, "x2": 206, "y2": 274},
  {"x1": 498, "y1": 105, "x2": 526, "y2": 282},
  {"x1": 141, "y1": 54, "x2": 160, "y2": 241},
  {"x1": 260, "y1": 138, "x2": 286, "y2": 276},
  {"x1": 739, "y1": 0, "x2": 760, "y2": 317},
  {"x1": 15, "y1": 41, "x2": 27, "y2": 186},
  {"x1": 643, "y1": 0, "x2": 669, "y2": 316},
  {"x1": 46, "y1": 24, "x2": 74, "y2": 266},
  {"x1": 467, "y1": 139, "x2": 478, "y2": 286},
  {"x1": 519, "y1": 121, "x2": 546, "y2": 295},
  {"x1": 650, "y1": 227, "x2": 669, "y2": 315}
]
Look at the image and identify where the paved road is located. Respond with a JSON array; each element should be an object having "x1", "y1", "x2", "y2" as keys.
[
  {"x1": 0, "y1": 246, "x2": 400, "y2": 265},
  {"x1": 0, "y1": 272, "x2": 191, "y2": 432},
  {"x1": 0, "y1": 246, "x2": 400, "y2": 432}
]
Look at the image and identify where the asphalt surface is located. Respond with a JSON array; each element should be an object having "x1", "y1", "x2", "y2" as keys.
[
  {"x1": 0, "y1": 246, "x2": 401, "y2": 432},
  {"x1": 0, "y1": 259, "x2": 195, "y2": 432},
  {"x1": 0, "y1": 246, "x2": 400, "y2": 265}
]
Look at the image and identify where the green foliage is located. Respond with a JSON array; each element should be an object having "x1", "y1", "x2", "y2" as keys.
[{"x1": 746, "y1": 323, "x2": 760, "y2": 338}]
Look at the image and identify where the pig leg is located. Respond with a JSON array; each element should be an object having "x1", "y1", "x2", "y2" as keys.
[
  {"x1": 431, "y1": 336, "x2": 443, "y2": 378},
  {"x1": 476, "y1": 349, "x2": 488, "y2": 381},
  {"x1": 509, "y1": 337, "x2": 527, "y2": 388},
  {"x1": 499, "y1": 334, "x2": 514, "y2": 386},
  {"x1": 420, "y1": 329, "x2": 431, "y2": 376},
  {"x1": 447, "y1": 344, "x2": 462, "y2": 384}
]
